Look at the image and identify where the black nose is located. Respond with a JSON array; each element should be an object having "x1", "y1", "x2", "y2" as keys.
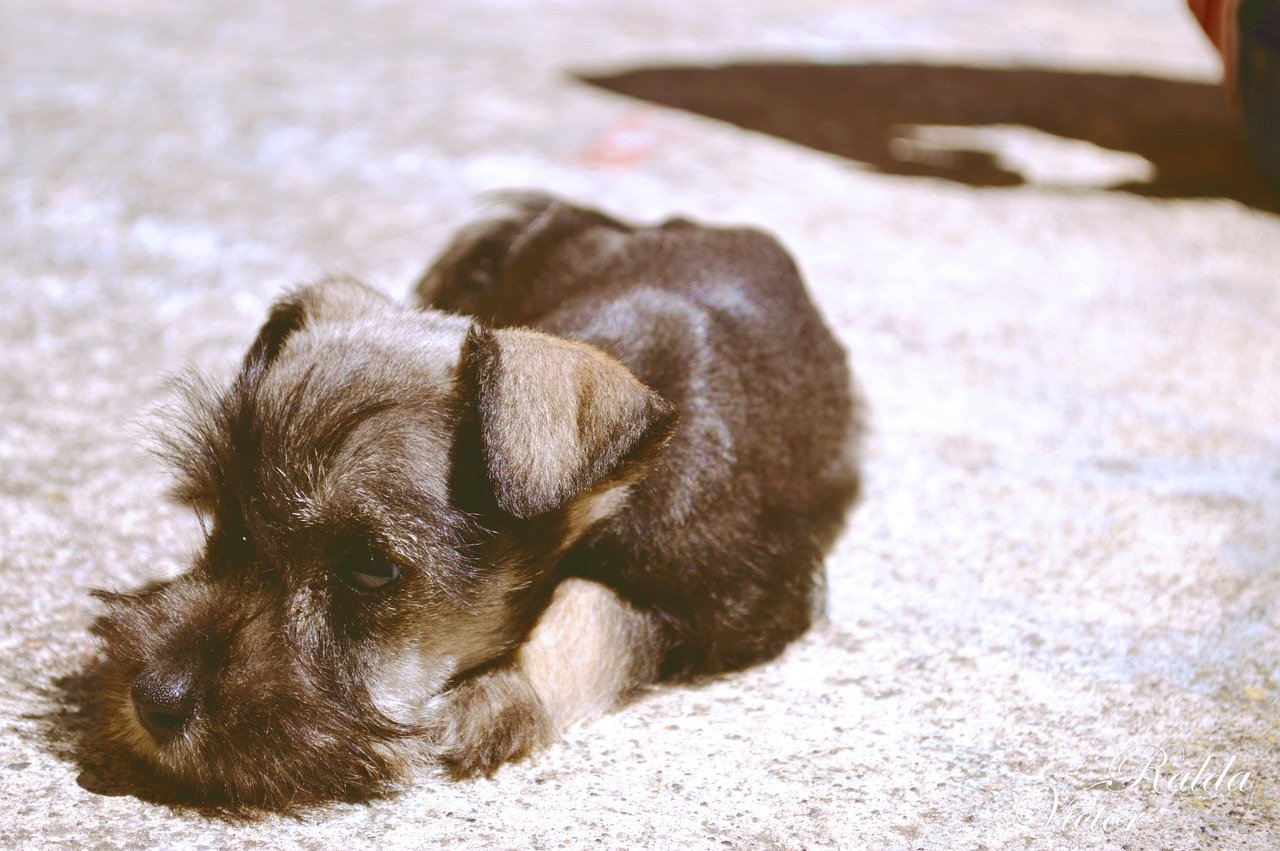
[{"x1": 131, "y1": 668, "x2": 198, "y2": 741}]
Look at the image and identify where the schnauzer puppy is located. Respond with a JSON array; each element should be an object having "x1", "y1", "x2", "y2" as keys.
[{"x1": 88, "y1": 193, "x2": 862, "y2": 808}]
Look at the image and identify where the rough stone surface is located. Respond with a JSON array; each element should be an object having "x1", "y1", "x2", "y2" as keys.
[{"x1": 1, "y1": 0, "x2": 1278, "y2": 848}]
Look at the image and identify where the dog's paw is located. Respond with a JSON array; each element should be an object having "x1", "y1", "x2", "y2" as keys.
[{"x1": 426, "y1": 666, "x2": 555, "y2": 780}]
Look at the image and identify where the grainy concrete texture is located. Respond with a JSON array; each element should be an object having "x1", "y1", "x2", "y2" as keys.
[{"x1": 2, "y1": 0, "x2": 1278, "y2": 848}]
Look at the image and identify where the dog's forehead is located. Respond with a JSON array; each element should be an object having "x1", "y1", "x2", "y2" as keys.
[
  {"x1": 265, "y1": 310, "x2": 469, "y2": 438},
  {"x1": 174, "y1": 308, "x2": 475, "y2": 561},
  {"x1": 271, "y1": 309, "x2": 472, "y2": 393},
  {"x1": 158, "y1": 305, "x2": 481, "y2": 571},
  {"x1": 253, "y1": 308, "x2": 471, "y2": 490}
]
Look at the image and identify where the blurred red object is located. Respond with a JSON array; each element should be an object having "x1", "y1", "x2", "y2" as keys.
[{"x1": 1189, "y1": 0, "x2": 1239, "y2": 84}]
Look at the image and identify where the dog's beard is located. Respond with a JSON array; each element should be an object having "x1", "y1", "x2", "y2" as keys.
[
  {"x1": 364, "y1": 644, "x2": 461, "y2": 727},
  {"x1": 84, "y1": 583, "x2": 426, "y2": 811}
]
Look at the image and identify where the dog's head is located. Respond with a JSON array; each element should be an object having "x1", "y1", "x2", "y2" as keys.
[{"x1": 89, "y1": 279, "x2": 674, "y2": 807}]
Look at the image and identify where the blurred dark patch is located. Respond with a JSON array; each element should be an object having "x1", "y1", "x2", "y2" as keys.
[{"x1": 580, "y1": 62, "x2": 1278, "y2": 212}]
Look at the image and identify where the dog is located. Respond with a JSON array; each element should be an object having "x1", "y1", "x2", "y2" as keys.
[{"x1": 86, "y1": 193, "x2": 862, "y2": 808}]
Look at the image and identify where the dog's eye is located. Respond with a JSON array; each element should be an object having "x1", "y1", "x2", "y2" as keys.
[{"x1": 341, "y1": 546, "x2": 401, "y2": 592}]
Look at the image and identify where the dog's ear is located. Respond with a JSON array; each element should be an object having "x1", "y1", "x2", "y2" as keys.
[
  {"x1": 461, "y1": 326, "x2": 676, "y2": 519},
  {"x1": 243, "y1": 278, "x2": 393, "y2": 376}
]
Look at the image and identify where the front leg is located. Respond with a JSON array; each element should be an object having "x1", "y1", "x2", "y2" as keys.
[
  {"x1": 428, "y1": 578, "x2": 664, "y2": 779},
  {"x1": 425, "y1": 665, "x2": 553, "y2": 780}
]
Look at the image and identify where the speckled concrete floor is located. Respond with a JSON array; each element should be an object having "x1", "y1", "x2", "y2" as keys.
[{"x1": 2, "y1": 0, "x2": 1278, "y2": 848}]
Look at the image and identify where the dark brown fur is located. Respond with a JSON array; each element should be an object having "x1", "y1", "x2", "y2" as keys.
[{"x1": 84, "y1": 193, "x2": 862, "y2": 809}]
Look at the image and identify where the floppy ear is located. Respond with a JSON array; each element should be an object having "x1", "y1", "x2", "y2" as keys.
[
  {"x1": 462, "y1": 326, "x2": 677, "y2": 519},
  {"x1": 242, "y1": 277, "x2": 393, "y2": 376}
]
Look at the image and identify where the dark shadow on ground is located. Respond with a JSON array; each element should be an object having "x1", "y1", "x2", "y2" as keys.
[{"x1": 580, "y1": 62, "x2": 1278, "y2": 212}]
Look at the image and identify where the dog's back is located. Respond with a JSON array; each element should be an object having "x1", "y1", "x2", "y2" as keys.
[{"x1": 418, "y1": 195, "x2": 861, "y2": 678}]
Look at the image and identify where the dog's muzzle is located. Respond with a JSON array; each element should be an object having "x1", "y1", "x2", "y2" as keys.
[{"x1": 130, "y1": 665, "x2": 199, "y2": 743}]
